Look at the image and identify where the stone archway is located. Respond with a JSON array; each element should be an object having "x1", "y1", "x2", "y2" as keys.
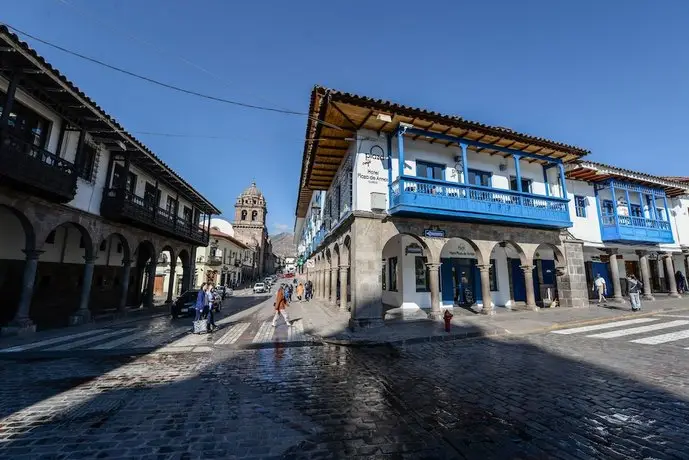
[
  {"x1": 532, "y1": 243, "x2": 566, "y2": 307},
  {"x1": 90, "y1": 232, "x2": 132, "y2": 314},
  {"x1": 32, "y1": 221, "x2": 95, "y2": 329},
  {"x1": 487, "y1": 240, "x2": 533, "y2": 311},
  {"x1": 131, "y1": 240, "x2": 157, "y2": 308},
  {"x1": 0, "y1": 205, "x2": 37, "y2": 329}
]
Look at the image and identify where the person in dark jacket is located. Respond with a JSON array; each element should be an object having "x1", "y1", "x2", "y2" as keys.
[
  {"x1": 194, "y1": 283, "x2": 207, "y2": 322},
  {"x1": 627, "y1": 274, "x2": 642, "y2": 311}
]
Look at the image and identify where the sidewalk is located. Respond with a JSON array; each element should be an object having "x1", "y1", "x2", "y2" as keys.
[{"x1": 290, "y1": 297, "x2": 689, "y2": 347}]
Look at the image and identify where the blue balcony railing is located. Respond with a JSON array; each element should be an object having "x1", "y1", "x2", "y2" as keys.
[
  {"x1": 600, "y1": 214, "x2": 673, "y2": 244},
  {"x1": 390, "y1": 176, "x2": 571, "y2": 228}
]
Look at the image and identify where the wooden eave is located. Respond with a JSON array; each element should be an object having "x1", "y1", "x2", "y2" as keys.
[
  {"x1": 295, "y1": 86, "x2": 590, "y2": 218},
  {"x1": 566, "y1": 163, "x2": 689, "y2": 198}
]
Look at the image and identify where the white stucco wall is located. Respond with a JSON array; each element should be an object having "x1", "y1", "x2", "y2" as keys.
[{"x1": 566, "y1": 179, "x2": 603, "y2": 245}]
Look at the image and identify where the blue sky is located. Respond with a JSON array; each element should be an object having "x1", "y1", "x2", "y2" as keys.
[{"x1": 6, "y1": 0, "x2": 689, "y2": 234}]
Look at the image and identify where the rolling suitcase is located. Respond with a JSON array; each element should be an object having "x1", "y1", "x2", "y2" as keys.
[{"x1": 193, "y1": 319, "x2": 207, "y2": 334}]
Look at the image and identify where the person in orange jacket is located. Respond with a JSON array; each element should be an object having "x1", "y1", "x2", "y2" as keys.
[
  {"x1": 296, "y1": 282, "x2": 304, "y2": 301},
  {"x1": 272, "y1": 285, "x2": 290, "y2": 327}
]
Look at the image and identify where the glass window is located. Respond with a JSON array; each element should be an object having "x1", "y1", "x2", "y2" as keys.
[
  {"x1": 574, "y1": 196, "x2": 587, "y2": 218},
  {"x1": 657, "y1": 208, "x2": 666, "y2": 221},
  {"x1": 0, "y1": 92, "x2": 51, "y2": 149},
  {"x1": 468, "y1": 169, "x2": 491, "y2": 187},
  {"x1": 416, "y1": 161, "x2": 444, "y2": 180},
  {"x1": 630, "y1": 204, "x2": 643, "y2": 218},
  {"x1": 489, "y1": 259, "x2": 498, "y2": 292},
  {"x1": 602, "y1": 200, "x2": 614, "y2": 216},
  {"x1": 389, "y1": 257, "x2": 398, "y2": 292},
  {"x1": 183, "y1": 206, "x2": 192, "y2": 222},
  {"x1": 415, "y1": 256, "x2": 429, "y2": 292},
  {"x1": 509, "y1": 177, "x2": 532, "y2": 193},
  {"x1": 112, "y1": 164, "x2": 136, "y2": 193},
  {"x1": 77, "y1": 142, "x2": 98, "y2": 181},
  {"x1": 381, "y1": 259, "x2": 386, "y2": 291}
]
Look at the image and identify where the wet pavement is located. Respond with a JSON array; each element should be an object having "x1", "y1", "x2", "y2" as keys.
[{"x1": 1, "y1": 317, "x2": 689, "y2": 459}]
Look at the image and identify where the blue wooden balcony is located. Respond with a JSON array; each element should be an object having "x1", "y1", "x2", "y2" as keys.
[
  {"x1": 600, "y1": 215, "x2": 673, "y2": 244},
  {"x1": 389, "y1": 176, "x2": 571, "y2": 228}
]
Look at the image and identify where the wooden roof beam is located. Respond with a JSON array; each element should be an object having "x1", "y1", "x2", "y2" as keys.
[{"x1": 330, "y1": 102, "x2": 359, "y2": 129}]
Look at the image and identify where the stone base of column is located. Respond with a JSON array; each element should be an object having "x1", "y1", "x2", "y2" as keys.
[
  {"x1": 642, "y1": 294, "x2": 655, "y2": 301},
  {"x1": 2, "y1": 318, "x2": 36, "y2": 336},
  {"x1": 349, "y1": 317, "x2": 384, "y2": 329},
  {"x1": 669, "y1": 293, "x2": 682, "y2": 299},
  {"x1": 69, "y1": 310, "x2": 91, "y2": 326},
  {"x1": 427, "y1": 311, "x2": 442, "y2": 320},
  {"x1": 480, "y1": 305, "x2": 495, "y2": 316},
  {"x1": 610, "y1": 296, "x2": 627, "y2": 304},
  {"x1": 509, "y1": 302, "x2": 540, "y2": 312}
]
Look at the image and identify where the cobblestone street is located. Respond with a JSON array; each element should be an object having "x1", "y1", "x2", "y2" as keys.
[{"x1": 2, "y1": 313, "x2": 689, "y2": 459}]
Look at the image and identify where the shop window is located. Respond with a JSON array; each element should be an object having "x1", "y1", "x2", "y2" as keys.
[
  {"x1": 381, "y1": 259, "x2": 386, "y2": 291},
  {"x1": 489, "y1": 259, "x2": 498, "y2": 292},
  {"x1": 415, "y1": 256, "x2": 429, "y2": 292},
  {"x1": 388, "y1": 257, "x2": 398, "y2": 292}
]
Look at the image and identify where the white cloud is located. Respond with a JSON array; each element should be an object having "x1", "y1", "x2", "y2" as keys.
[{"x1": 272, "y1": 223, "x2": 291, "y2": 233}]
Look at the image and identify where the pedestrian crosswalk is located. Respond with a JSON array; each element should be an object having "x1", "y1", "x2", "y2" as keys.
[
  {"x1": 0, "y1": 319, "x2": 312, "y2": 354},
  {"x1": 551, "y1": 317, "x2": 689, "y2": 349}
]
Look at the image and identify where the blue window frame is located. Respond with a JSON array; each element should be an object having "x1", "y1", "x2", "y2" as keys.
[
  {"x1": 656, "y1": 208, "x2": 666, "y2": 221},
  {"x1": 602, "y1": 200, "x2": 614, "y2": 215},
  {"x1": 468, "y1": 169, "x2": 492, "y2": 187},
  {"x1": 630, "y1": 204, "x2": 643, "y2": 218},
  {"x1": 509, "y1": 176, "x2": 532, "y2": 193},
  {"x1": 416, "y1": 161, "x2": 444, "y2": 180},
  {"x1": 574, "y1": 196, "x2": 587, "y2": 218}
]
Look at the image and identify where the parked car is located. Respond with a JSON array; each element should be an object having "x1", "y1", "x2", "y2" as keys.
[
  {"x1": 171, "y1": 289, "x2": 200, "y2": 319},
  {"x1": 253, "y1": 282, "x2": 267, "y2": 294}
]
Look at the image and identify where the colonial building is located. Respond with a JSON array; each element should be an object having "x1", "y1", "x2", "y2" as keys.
[
  {"x1": 232, "y1": 182, "x2": 275, "y2": 278},
  {"x1": 0, "y1": 26, "x2": 220, "y2": 333},
  {"x1": 193, "y1": 223, "x2": 251, "y2": 289},
  {"x1": 565, "y1": 161, "x2": 689, "y2": 301},
  {"x1": 294, "y1": 86, "x2": 591, "y2": 328}
]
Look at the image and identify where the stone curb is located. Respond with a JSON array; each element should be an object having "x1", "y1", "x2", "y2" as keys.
[{"x1": 315, "y1": 305, "x2": 689, "y2": 348}]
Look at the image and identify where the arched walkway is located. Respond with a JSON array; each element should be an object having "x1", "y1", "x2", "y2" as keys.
[
  {"x1": 89, "y1": 233, "x2": 132, "y2": 315},
  {"x1": 381, "y1": 233, "x2": 437, "y2": 318},
  {"x1": 0, "y1": 205, "x2": 36, "y2": 328},
  {"x1": 439, "y1": 237, "x2": 483, "y2": 309},
  {"x1": 532, "y1": 243, "x2": 565, "y2": 307},
  {"x1": 130, "y1": 240, "x2": 157, "y2": 308},
  {"x1": 32, "y1": 222, "x2": 94, "y2": 329}
]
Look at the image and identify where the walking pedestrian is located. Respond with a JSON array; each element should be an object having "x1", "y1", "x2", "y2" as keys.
[
  {"x1": 297, "y1": 282, "x2": 304, "y2": 301},
  {"x1": 194, "y1": 283, "x2": 206, "y2": 322},
  {"x1": 627, "y1": 274, "x2": 642, "y2": 311},
  {"x1": 272, "y1": 285, "x2": 290, "y2": 327},
  {"x1": 305, "y1": 280, "x2": 312, "y2": 301},
  {"x1": 206, "y1": 284, "x2": 217, "y2": 332},
  {"x1": 675, "y1": 270, "x2": 686, "y2": 294},
  {"x1": 593, "y1": 274, "x2": 607, "y2": 305}
]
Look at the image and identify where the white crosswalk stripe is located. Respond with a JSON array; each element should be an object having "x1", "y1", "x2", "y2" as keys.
[
  {"x1": 170, "y1": 332, "x2": 214, "y2": 347},
  {"x1": 551, "y1": 318, "x2": 658, "y2": 335},
  {"x1": 288, "y1": 321, "x2": 305, "y2": 342},
  {"x1": 252, "y1": 321, "x2": 274, "y2": 343},
  {"x1": 586, "y1": 320, "x2": 689, "y2": 339},
  {"x1": 215, "y1": 322, "x2": 251, "y2": 345},
  {"x1": 631, "y1": 329, "x2": 689, "y2": 345},
  {"x1": 0, "y1": 329, "x2": 108, "y2": 352},
  {"x1": 48, "y1": 329, "x2": 136, "y2": 351},
  {"x1": 91, "y1": 330, "x2": 151, "y2": 350}
]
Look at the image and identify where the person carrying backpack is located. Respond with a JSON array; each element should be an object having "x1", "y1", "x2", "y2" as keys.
[{"x1": 627, "y1": 274, "x2": 642, "y2": 311}]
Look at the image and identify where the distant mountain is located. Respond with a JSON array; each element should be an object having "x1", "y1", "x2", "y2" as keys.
[{"x1": 271, "y1": 232, "x2": 297, "y2": 258}]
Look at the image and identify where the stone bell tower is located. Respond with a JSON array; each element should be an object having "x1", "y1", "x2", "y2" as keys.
[{"x1": 232, "y1": 182, "x2": 269, "y2": 275}]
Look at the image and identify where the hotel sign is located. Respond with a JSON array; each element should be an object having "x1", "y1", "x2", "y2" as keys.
[{"x1": 423, "y1": 227, "x2": 446, "y2": 238}]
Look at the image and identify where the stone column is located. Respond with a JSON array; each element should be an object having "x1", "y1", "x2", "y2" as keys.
[
  {"x1": 339, "y1": 265, "x2": 349, "y2": 311},
  {"x1": 7, "y1": 249, "x2": 42, "y2": 333},
  {"x1": 119, "y1": 259, "x2": 132, "y2": 312},
  {"x1": 349, "y1": 216, "x2": 384, "y2": 329},
  {"x1": 607, "y1": 250, "x2": 624, "y2": 303},
  {"x1": 426, "y1": 263, "x2": 442, "y2": 319},
  {"x1": 144, "y1": 260, "x2": 157, "y2": 308},
  {"x1": 70, "y1": 256, "x2": 95, "y2": 325},
  {"x1": 324, "y1": 267, "x2": 331, "y2": 301},
  {"x1": 166, "y1": 263, "x2": 176, "y2": 303},
  {"x1": 664, "y1": 254, "x2": 681, "y2": 298},
  {"x1": 478, "y1": 264, "x2": 493, "y2": 315},
  {"x1": 321, "y1": 268, "x2": 327, "y2": 300},
  {"x1": 521, "y1": 265, "x2": 539, "y2": 311},
  {"x1": 330, "y1": 267, "x2": 338, "y2": 304},
  {"x1": 637, "y1": 251, "x2": 654, "y2": 301}
]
